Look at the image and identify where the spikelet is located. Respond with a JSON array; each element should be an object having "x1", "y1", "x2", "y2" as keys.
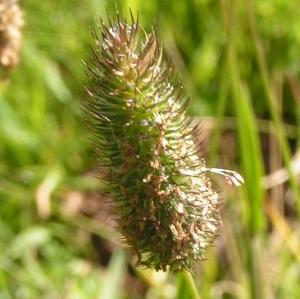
[
  {"x1": 82, "y1": 9, "x2": 243, "y2": 272},
  {"x1": 0, "y1": 0, "x2": 23, "y2": 74}
]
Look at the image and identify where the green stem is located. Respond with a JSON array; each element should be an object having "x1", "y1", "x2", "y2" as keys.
[
  {"x1": 209, "y1": 0, "x2": 230, "y2": 165},
  {"x1": 208, "y1": 58, "x2": 229, "y2": 165},
  {"x1": 182, "y1": 270, "x2": 201, "y2": 299}
]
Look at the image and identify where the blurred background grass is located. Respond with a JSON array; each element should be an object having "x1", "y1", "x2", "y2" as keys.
[{"x1": 1, "y1": 0, "x2": 300, "y2": 298}]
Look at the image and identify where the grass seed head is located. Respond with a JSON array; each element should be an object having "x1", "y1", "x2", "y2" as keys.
[
  {"x1": 0, "y1": 0, "x2": 23, "y2": 75},
  {"x1": 83, "y1": 8, "x2": 242, "y2": 272}
]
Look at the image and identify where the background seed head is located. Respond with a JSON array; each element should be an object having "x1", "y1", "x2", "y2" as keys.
[
  {"x1": 83, "y1": 9, "x2": 221, "y2": 272},
  {"x1": 0, "y1": 0, "x2": 23, "y2": 73}
]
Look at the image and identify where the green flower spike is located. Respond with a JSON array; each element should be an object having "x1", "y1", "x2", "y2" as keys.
[{"x1": 82, "y1": 9, "x2": 244, "y2": 272}]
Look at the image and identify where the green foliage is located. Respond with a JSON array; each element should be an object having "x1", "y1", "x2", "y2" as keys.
[{"x1": 1, "y1": 0, "x2": 300, "y2": 298}]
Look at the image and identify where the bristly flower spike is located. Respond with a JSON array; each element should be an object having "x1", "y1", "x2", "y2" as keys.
[{"x1": 82, "y1": 8, "x2": 244, "y2": 273}]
